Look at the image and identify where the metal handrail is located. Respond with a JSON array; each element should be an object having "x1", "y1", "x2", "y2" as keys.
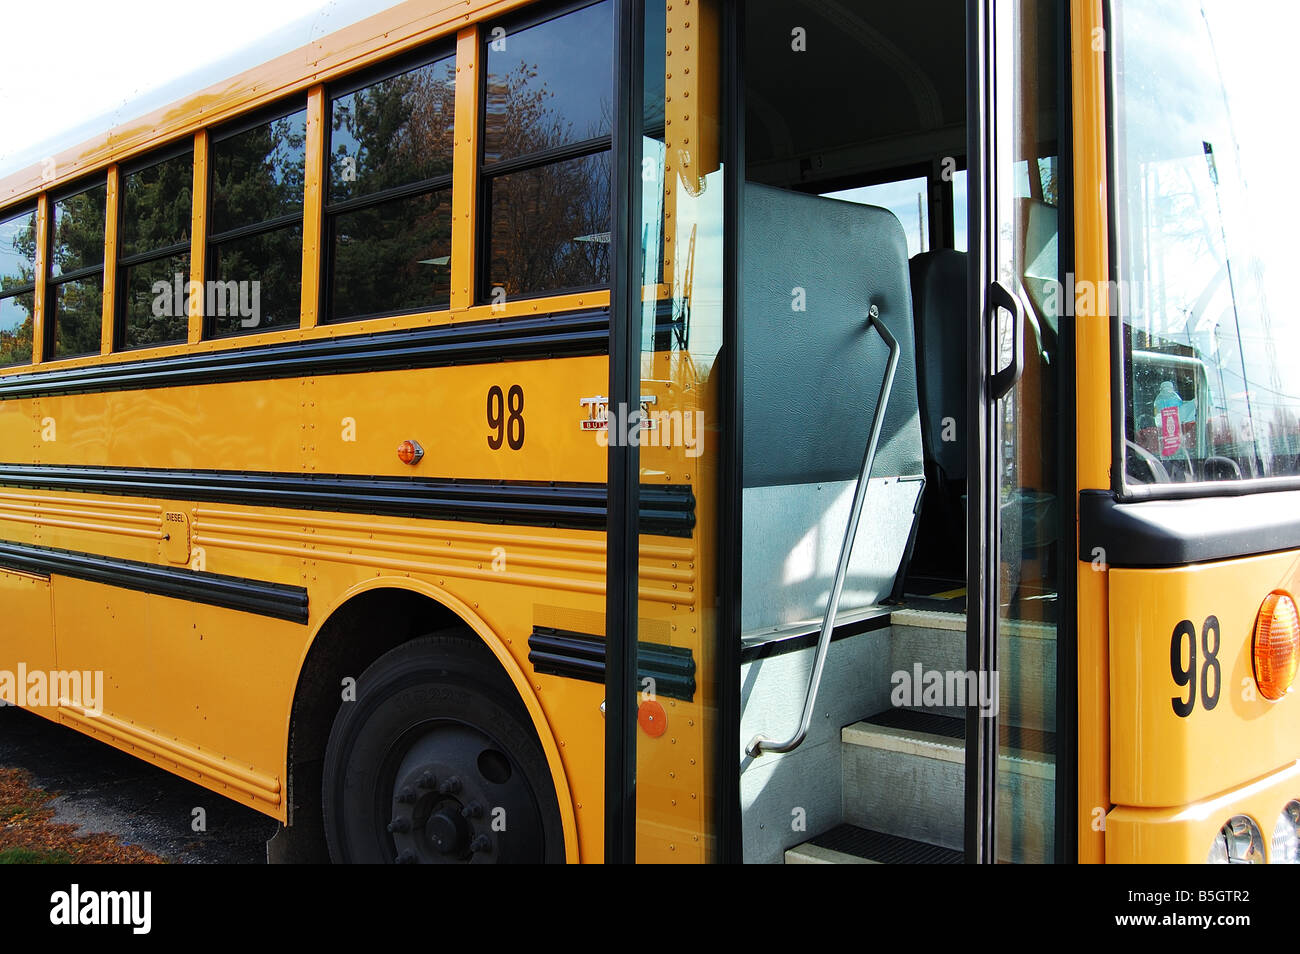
[{"x1": 746, "y1": 307, "x2": 901, "y2": 757}]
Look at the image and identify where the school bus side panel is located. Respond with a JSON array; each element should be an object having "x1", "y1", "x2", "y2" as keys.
[{"x1": 1109, "y1": 551, "x2": 1300, "y2": 808}]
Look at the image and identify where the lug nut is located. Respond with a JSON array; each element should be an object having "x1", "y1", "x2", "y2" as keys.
[
  {"x1": 461, "y1": 802, "x2": 483, "y2": 819},
  {"x1": 396, "y1": 850, "x2": 416, "y2": 864},
  {"x1": 388, "y1": 817, "x2": 411, "y2": 834},
  {"x1": 470, "y1": 835, "x2": 491, "y2": 853},
  {"x1": 418, "y1": 772, "x2": 437, "y2": 789},
  {"x1": 438, "y1": 777, "x2": 462, "y2": 795},
  {"x1": 396, "y1": 787, "x2": 418, "y2": 804}
]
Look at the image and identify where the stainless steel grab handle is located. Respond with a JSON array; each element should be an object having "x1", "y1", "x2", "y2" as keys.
[{"x1": 746, "y1": 307, "x2": 900, "y2": 758}]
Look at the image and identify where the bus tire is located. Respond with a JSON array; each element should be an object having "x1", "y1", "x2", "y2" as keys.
[{"x1": 321, "y1": 635, "x2": 564, "y2": 863}]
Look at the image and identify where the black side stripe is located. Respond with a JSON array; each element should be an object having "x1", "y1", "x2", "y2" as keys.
[
  {"x1": 0, "y1": 310, "x2": 609, "y2": 401},
  {"x1": 527, "y1": 626, "x2": 696, "y2": 701},
  {"x1": 0, "y1": 541, "x2": 308, "y2": 623},
  {"x1": 0, "y1": 464, "x2": 697, "y2": 537}
]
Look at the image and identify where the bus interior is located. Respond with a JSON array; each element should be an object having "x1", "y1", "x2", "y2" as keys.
[{"x1": 733, "y1": 0, "x2": 1063, "y2": 863}]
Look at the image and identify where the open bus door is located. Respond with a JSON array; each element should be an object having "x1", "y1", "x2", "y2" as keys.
[{"x1": 606, "y1": 0, "x2": 1070, "y2": 863}]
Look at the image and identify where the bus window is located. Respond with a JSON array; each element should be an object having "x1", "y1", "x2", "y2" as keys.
[
  {"x1": 47, "y1": 180, "x2": 107, "y2": 359},
  {"x1": 0, "y1": 205, "x2": 36, "y2": 366},
  {"x1": 952, "y1": 168, "x2": 967, "y2": 252},
  {"x1": 325, "y1": 52, "x2": 456, "y2": 321},
  {"x1": 118, "y1": 148, "x2": 193, "y2": 349},
  {"x1": 208, "y1": 104, "x2": 307, "y2": 337},
  {"x1": 481, "y1": 0, "x2": 612, "y2": 301},
  {"x1": 1113, "y1": 0, "x2": 1300, "y2": 485},
  {"x1": 822, "y1": 177, "x2": 930, "y2": 258}
]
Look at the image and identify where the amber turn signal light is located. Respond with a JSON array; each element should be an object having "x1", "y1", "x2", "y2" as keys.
[
  {"x1": 1253, "y1": 591, "x2": 1300, "y2": 702},
  {"x1": 397, "y1": 439, "x2": 424, "y2": 465}
]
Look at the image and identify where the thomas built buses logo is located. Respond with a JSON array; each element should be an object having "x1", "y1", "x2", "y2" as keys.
[{"x1": 579, "y1": 395, "x2": 704, "y2": 458}]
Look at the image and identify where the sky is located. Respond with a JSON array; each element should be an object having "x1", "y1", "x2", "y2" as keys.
[
  {"x1": 1118, "y1": 1, "x2": 1300, "y2": 421},
  {"x1": 0, "y1": 0, "x2": 399, "y2": 178}
]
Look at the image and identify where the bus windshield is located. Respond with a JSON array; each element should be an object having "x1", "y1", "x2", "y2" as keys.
[{"x1": 1113, "y1": 0, "x2": 1300, "y2": 487}]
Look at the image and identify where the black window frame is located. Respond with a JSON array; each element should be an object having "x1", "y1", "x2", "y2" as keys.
[
  {"x1": 477, "y1": 0, "x2": 615, "y2": 305},
  {"x1": 45, "y1": 175, "x2": 108, "y2": 361},
  {"x1": 204, "y1": 96, "x2": 310, "y2": 340},
  {"x1": 0, "y1": 201, "x2": 39, "y2": 368},
  {"x1": 321, "y1": 42, "x2": 458, "y2": 325},
  {"x1": 114, "y1": 139, "x2": 195, "y2": 352}
]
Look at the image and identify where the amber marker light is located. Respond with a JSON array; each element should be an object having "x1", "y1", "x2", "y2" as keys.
[
  {"x1": 397, "y1": 439, "x2": 424, "y2": 465},
  {"x1": 1253, "y1": 591, "x2": 1300, "y2": 702}
]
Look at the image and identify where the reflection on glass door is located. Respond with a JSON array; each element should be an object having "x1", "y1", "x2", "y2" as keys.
[
  {"x1": 628, "y1": 0, "x2": 726, "y2": 861},
  {"x1": 987, "y1": 0, "x2": 1064, "y2": 863}
]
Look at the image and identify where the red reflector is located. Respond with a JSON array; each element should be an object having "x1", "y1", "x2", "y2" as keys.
[{"x1": 638, "y1": 700, "x2": 667, "y2": 738}]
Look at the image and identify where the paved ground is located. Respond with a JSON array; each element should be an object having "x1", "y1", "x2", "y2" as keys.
[{"x1": 0, "y1": 705, "x2": 277, "y2": 863}]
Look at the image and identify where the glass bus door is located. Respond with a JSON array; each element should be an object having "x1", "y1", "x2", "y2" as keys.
[
  {"x1": 607, "y1": 0, "x2": 1067, "y2": 863},
  {"x1": 606, "y1": 0, "x2": 729, "y2": 862},
  {"x1": 968, "y1": 0, "x2": 1068, "y2": 864}
]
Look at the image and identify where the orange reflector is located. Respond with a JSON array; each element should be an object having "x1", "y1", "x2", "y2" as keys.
[
  {"x1": 1253, "y1": 591, "x2": 1300, "y2": 702},
  {"x1": 638, "y1": 699, "x2": 666, "y2": 737},
  {"x1": 397, "y1": 439, "x2": 424, "y2": 465}
]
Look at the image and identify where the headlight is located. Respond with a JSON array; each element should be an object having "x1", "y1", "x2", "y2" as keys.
[
  {"x1": 1207, "y1": 815, "x2": 1265, "y2": 863},
  {"x1": 1270, "y1": 801, "x2": 1300, "y2": 864}
]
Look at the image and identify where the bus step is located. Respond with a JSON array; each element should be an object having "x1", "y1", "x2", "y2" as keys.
[
  {"x1": 889, "y1": 607, "x2": 1056, "y2": 733},
  {"x1": 842, "y1": 709, "x2": 1055, "y2": 863},
  {"x1": 785, "y1": 823, "x2": 961, "y2": 864}
]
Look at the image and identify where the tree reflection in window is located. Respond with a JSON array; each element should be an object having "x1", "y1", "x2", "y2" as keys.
[
  {"x1": 481, "y1": 0, "x2": 613, "y2": 301},
  {"x1": 119, "y1": 148, "x2": 192, "y2": 349},
  {"x1": 47, "y1": 182, "x2": 107, "y2": 359},
  {"x1": 208, "y1": 107, "x2": 307, "y2": 337},
  {"x1": 0, "y1": 206, "x2": 36, "y2": 366},
  {"x1": 325, "y1": 53, "x2": 456, "y2": 321}
]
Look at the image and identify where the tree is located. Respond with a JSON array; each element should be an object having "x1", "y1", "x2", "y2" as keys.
[
  {"x1": 327, "y1": 59, "x2": 457, "y2": 317},
  {"x1": 48, "y1": 185, "x2": 106, "y2": 358},
  {"x1": 483, "y1": 62, "x2": 611, "y2": 296},
  {"x1": 0, "y1": 209, "x2": 36, "y2": 365},
  {"x1": 120, "y1": 151, "x2": 193, "y2": 348},
  {"x1": 208, "y1": 112, "x2": 308, "y2": 332}
]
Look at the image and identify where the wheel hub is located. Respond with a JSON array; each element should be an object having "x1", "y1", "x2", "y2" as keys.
[
  {"x1": 384, "y1": 723, "x2": 540, "y2": 863},
  {"x1": 425, "y1": 806, "x2": 469, "y2": 855}
]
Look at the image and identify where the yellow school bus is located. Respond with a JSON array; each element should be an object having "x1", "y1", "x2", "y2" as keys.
[{"x1": 0, "y1": 0, "x2": 1297, "y2": 863}]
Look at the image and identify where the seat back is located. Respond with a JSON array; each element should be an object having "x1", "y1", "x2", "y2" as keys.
[
  {"x1": 907, "y1": 249, "x2": 969, "y2": 581},
  {"x1": 909, "y1": 250, "x2": 969, "y2": 482},
  {"x1": 741, "y1": 183, "x2": 925, "y2": 633}
]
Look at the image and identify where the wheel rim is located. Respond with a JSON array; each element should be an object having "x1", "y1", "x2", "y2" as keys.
[{"x1": 382, "y1": 721, "x2": 543, "y2": 864}]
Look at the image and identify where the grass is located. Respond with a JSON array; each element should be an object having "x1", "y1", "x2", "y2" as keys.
[
  {"x1": 0, "y1": 846, "x2": 74, "y2": 864},
  {"x1": 0, "y1": 767, "x2": 164, "y2": 863}
]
